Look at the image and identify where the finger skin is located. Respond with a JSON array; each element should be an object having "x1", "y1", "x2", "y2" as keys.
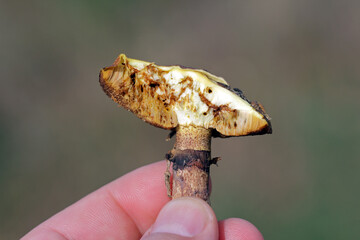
[
  {"x1": 22, "y1": 161, "x2": 170, "y2": 240},
  {"x1": 219, "y1": 218, "x2": 264, "y2": 240},
  {"x1": 21, "y1": 160, "x2": 264, "y2": 240}
]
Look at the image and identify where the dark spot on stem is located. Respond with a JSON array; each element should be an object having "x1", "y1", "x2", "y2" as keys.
[{"x1": 166, "y1": 149, "x2": 211, "y2": 171}]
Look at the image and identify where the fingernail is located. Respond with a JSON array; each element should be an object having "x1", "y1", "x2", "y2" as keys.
[{"x1": 150, "y1": 197, "x2": 212, "y2": 237}]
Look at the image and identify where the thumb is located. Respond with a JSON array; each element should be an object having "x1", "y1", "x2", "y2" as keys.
[{"x1": 141, "y1": 197, "x2": 218, "y2": 240}]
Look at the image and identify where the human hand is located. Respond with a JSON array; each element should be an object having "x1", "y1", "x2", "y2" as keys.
[{"x1": 22, "y1": 161, "x2": 263, "y2": 240}]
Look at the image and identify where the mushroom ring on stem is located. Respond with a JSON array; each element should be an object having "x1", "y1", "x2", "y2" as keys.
[{"x1": 99, "y1": 54, "x2": 272, "y2": 203}]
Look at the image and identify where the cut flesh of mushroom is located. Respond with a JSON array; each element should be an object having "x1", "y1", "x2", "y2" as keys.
[{"x1": 100, "y1": 54, "x2": 271, "y2": 137}]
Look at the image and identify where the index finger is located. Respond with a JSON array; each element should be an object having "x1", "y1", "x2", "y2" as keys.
[{"x1": 22, "y1": 160, "x2": 170, "y2": 240}]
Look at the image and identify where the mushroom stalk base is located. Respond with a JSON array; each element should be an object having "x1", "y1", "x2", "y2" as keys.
[{"x1": 166, "y1": 126, "x2": 212, "y2": 203}]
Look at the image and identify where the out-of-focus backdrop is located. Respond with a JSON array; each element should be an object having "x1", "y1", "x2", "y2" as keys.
[{"x1": 1, "y1": 0, "x2": 359, "y2": 239}]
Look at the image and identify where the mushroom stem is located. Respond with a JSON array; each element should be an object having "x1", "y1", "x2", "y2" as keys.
[
  {"x1": 175, "y1": 125, "x2": 211, "y2": 151},
  {"x1": 166, "y1": 125, "x2": 212, "y2": 203}
]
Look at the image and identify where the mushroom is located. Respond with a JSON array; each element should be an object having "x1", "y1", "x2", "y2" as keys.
[{"x1": 99, "y1": 54, "x2": 272, "y2": 203}]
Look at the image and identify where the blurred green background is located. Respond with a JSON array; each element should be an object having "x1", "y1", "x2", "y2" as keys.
[{"x1": 1, "y1": 0, "x2": 359, "y2": 239}]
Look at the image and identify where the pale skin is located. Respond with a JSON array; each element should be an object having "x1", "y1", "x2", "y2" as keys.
[{"x1": 22, "y1": 161, "x2": 264, "y2": 240}]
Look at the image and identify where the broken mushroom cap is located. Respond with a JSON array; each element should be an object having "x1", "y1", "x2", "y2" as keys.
[{"x1": 99, "y1": 54, "x2": 272, "y2": 137}]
